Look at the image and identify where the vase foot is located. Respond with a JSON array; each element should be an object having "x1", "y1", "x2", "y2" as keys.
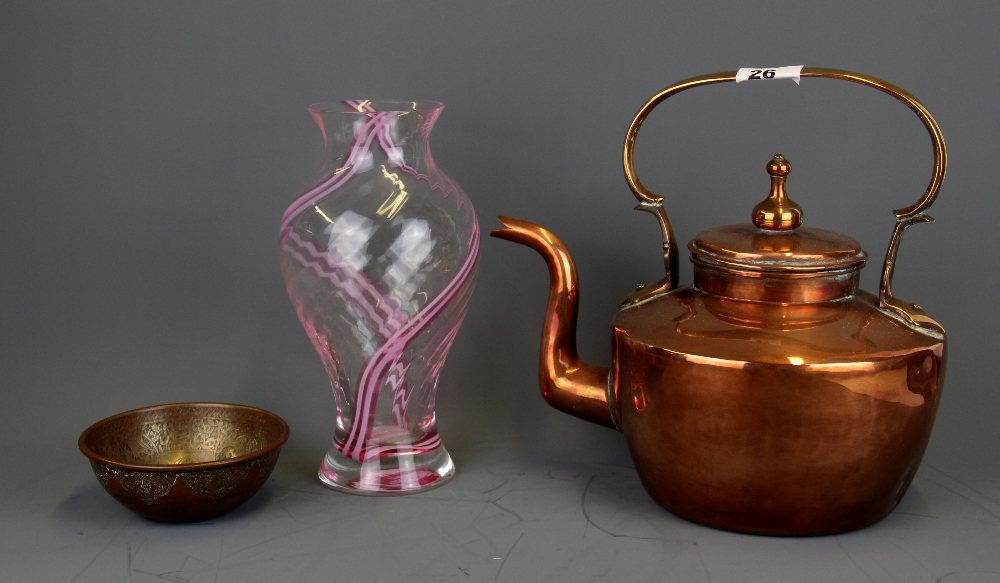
[{"x1": 318, "y1": 444, "x2": 455, "y2": 496}]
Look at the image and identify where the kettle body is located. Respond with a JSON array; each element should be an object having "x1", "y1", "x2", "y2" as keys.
[{"x1": 613, "y1": 287, "x2": 943, "y2": 535}]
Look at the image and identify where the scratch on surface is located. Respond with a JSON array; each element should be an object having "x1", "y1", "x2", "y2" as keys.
[
  {"x1": 918, "y1": 474, "x2": 1000, "y2": 522},
  {"x1": 892, "y1": 511, "x2": 940, "y2": 519},
  {"x1": 70, "y1": 526, "x2": 123, "y2": 582},
  {"x1": 579, "y1": 476, "x2": 665, "y2": 542},
  {"x1": 694, "y1": 543, "x2": 711, "y2": 583},
  {"x1": 924, "y1": 463, "x2": 999, "y2": 504},
  {"x1": 464, "y1": 510, "x2": 501, "y2": 556},
  {"x1": 131, "y1": 569, "x2": 191, "y2": 582},
  {"x1": 548, "y1": 469, "x2": 580, "y2": 480},
  {"x1": 491, "y1": 499, "x2": 524, "y2": 527},
  {"x1": 836, "y1": 538, "x2": 875, "y2": 583},
  {"x1": 480, "y1": 480, "x2": 509, "y2": 495},
  {"x1": 282, "y1": 507, "x2": 309, "y2": 524},
  {"x1": 126, "y1": 541, "x2": 150, "y2": 583},
  {"x1": 937, "y1": 571, "x2": 1000, "y2": 582},
  {"x1": 922, "y1": 462, "x2": 1000, "y2": 514},
  {"x1": 212, "y1": 531, "x2": 224, "y2": 583},
  {"x1": 492, "y1": 489, "x2": 514, "y2": 504},
  {"x1": 598, "y1": 460, "x2": 635, "y2": 470},
  {"x1": 494, "y1": 533, "x2": 524, "y2": 581},
  {"x1": 420, "y1": 496, "x2": 506, "y2": 505}
]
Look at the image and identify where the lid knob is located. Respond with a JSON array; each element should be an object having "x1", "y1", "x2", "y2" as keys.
[{"x1": 752, "y1": 154, "x2": 803, "y2": 230}]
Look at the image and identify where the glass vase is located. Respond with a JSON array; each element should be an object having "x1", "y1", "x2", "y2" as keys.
[{"x1": 279, "y1": 100, "x2": 479, "y2": 495}]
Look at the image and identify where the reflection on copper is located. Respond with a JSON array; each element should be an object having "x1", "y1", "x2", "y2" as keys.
[
  {"x1": 908, "y1": 353, "x2": 939, "y2": 396},
  {"x1": 678, "y1": 352, "x2": 749, "y2": 369},
  {"x1": 751, "y1": 155, "x2": 803, "y2": 230},
  {"x1": 694, "y1": 263, "x2": 860, "y2": 304},
  {"x1": 699, "y1": 295, "x2": 850, "y2": 331},
  {"x1": 801, "y1": 353, "x2": 941, "y2": 407},
  {"x1": 751, "y1": 232, "x2": 799, "y2": 253},
  {"x1": 631, "y1": 380, "x2": 647, "y2": 412},
  {"x1": 689, "y1": 225, "x2": 868, "y2": 272}
]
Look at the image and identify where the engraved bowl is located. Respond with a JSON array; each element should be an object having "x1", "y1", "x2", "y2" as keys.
[{"x1": 79, "y1": 402, "x2": 289, "y2": 522}]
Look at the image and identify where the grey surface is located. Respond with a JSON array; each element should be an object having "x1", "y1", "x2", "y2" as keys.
[
  {"x1": 5, "y1": 448, "x2": 1000, "y2": 582},
  {"x1": 2, "y1": 1, "x2": 998, "y2": 581}
]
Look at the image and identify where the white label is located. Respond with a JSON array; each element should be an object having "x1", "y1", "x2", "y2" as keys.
[{"x1": 735, "y1": 65, "x2": 804, "y2": 85}]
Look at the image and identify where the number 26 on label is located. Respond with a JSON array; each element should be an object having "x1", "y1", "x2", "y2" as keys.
[{"x1": 747, "y1": 69, "x2": 776, "y2": 80}]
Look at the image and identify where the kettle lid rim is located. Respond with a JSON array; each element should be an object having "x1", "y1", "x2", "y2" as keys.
[{"x1": 689, "y1": 223, "x2": 868, "y2": 274}]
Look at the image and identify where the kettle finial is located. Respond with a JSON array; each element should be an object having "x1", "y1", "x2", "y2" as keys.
[{"x1": 752, "y1": 154, "x2": 803, "y2": 230}]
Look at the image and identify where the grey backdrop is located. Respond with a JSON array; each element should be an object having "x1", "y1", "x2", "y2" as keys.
[{"x1": 2, "y1": 2, "x2": 999, "y2": 582}]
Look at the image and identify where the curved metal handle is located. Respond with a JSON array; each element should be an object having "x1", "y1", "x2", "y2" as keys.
[{"x1": 622, "y1": 67, "x2": 946, "y2": 335}]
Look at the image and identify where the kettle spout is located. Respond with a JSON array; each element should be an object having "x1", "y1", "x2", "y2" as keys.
[{"x1": 491, "y1": 217, "x2": 618, "y2": 430}]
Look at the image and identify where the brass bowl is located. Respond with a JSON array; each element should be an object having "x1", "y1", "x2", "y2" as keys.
[{"x1": 79, "y1": 402, "x2": 289, "y2": 522}]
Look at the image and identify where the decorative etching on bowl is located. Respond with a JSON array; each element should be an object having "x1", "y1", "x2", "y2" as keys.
[{"x1": 79, "y1": 403, "x2": 289, "y2": 522}]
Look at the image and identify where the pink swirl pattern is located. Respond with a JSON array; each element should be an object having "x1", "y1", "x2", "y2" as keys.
[
  {"x1": 280, "y1": 100, "x2": 478, "y2": 472},
  {"x1": 341, "y1": 231, "x2": 478, "y2": 460}
]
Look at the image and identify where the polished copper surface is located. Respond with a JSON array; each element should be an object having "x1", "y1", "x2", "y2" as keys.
[
  {"x1": 752, "y1": 154, "x2": 803, "y2": 230},
  {"x1": 79, "y1": 402, "x2": 289, "y2": 522},
  {"x1": 493, "y1": 67, "x2": 949, "y2": 536},
  {"x1": 690, "y1": 224, "x2": 868, "y2": 273},
  {"x1": 490, "y1": 217, "x2": 616, "y2": 429},
  {"x1": 690, "y1": 154, "x2": 868, "y2": 275},
  {"x1": 613, "y1": 289, "x2": 944, "y2": 535},
  {"x1": 692, "y1": 262, "x2": 860, "y2": 303}
]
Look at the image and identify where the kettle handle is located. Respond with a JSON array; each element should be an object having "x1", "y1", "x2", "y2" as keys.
[{"x1": 623, "y1": 67, "x2": 946, "y2": 334}]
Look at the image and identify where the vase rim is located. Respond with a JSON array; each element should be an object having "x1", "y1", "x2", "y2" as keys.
[{"x1": 308, "y1": 100, "x2": 444, "y2": 114}]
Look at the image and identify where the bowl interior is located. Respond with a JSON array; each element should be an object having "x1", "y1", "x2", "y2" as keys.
[{"x1": 83, "y1": 404, "x2": 286, "y2": 466}]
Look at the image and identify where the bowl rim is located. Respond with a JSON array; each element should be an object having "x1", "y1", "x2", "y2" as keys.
[{"x1": 78, "y1": 402, "x2": 290, "y2": 473}]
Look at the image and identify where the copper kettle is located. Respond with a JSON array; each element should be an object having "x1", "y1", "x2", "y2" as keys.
[{"x1": 492, "y1": 68, "x2": 946, "y2": 536}]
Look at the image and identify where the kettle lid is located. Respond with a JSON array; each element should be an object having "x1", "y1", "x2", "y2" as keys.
[{"x1": 688, "y1": 155, "x2": 868, "y2": 274}]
